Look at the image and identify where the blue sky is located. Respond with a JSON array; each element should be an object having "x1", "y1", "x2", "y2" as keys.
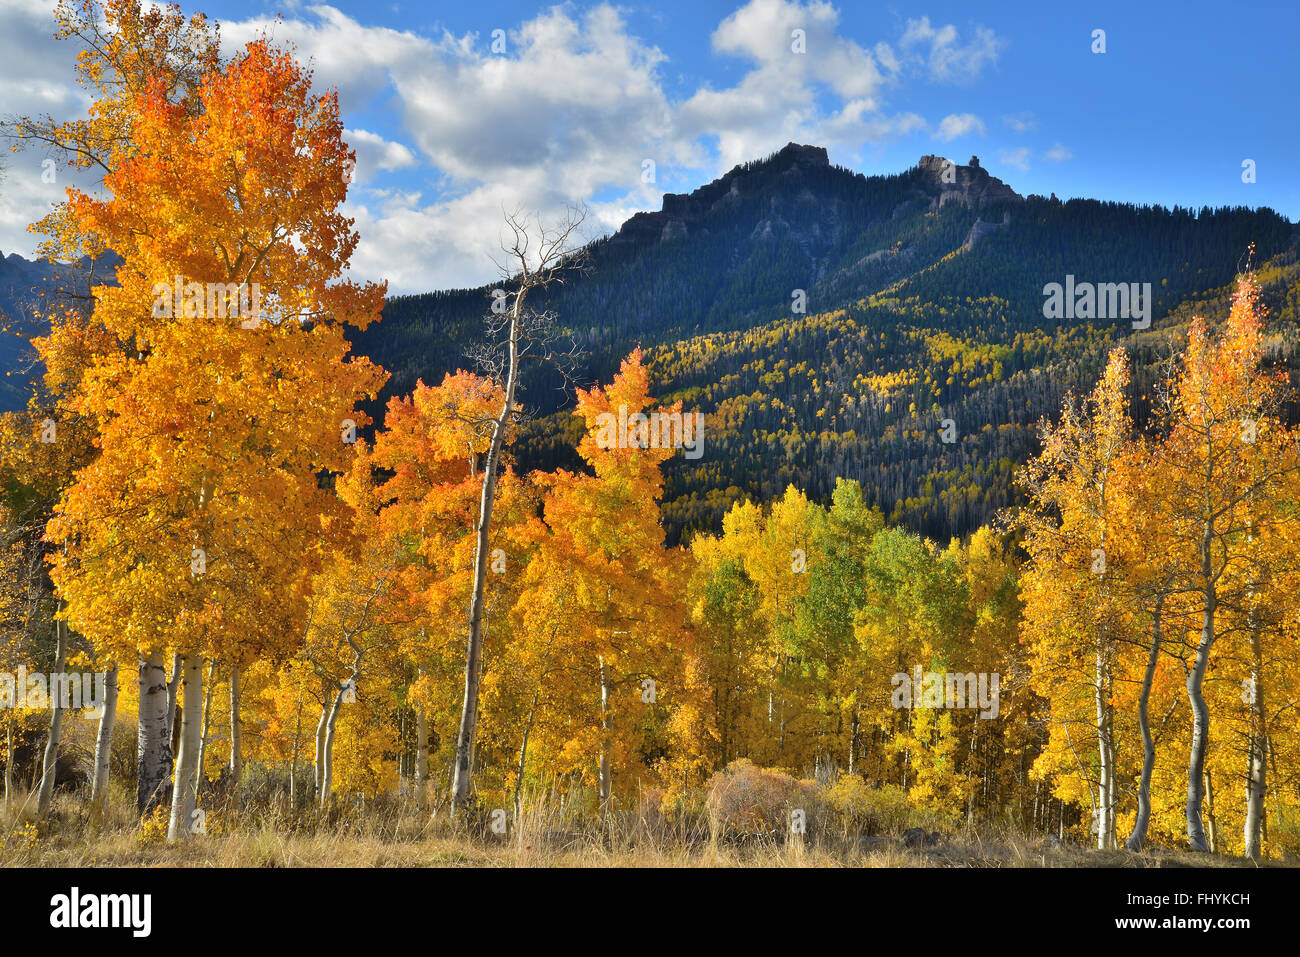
[{"x1": 2, "y1": 0, "x2": 1296, "y2": 293}]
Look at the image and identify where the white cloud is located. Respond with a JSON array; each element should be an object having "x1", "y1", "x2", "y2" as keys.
[
  {"x1": 345, "y1": 129, "x2": 417, "y2": 183},
  {"x1": 1003, "y1": 111, "x2": 1035, "y2": 133},
  {"x1": 998, "y1": 147, "x2": 1031, "y2": 172},
  {"x1": 1045, "y1": 142, "x2": 1073, "y2": 162},
  {"x1": 899, "y1": 16, "x2": 1001, "y2": 83},
  {"x1": 0, "y1": 0, "x2": 92, "y2": 257},
  {"x1": 0, "y1": 162, "x2": 70, "y2": 257},
  {"x1": 934, "y1": 113, "x2": 985, "y2": 141},
  {"x1": 710, "y1": 0, "x2": 889, "y2": 101},
  {"x1": 220, "y1": 5, "x2": 429, "y2": 113},
  {"x1": 678, "y1": 0, "x2": 978, "y2": 170}
]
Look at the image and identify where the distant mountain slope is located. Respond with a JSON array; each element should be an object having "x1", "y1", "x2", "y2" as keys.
[
  {"x1": 359, "y1": 145, "x2": 1295, "y2": 543},
  {"x1": 0, "y1": 251, "x2": 114, "y2": 410},
  {"x1": 2, "y1": 146, "x2": 1295, "y2": 546}
]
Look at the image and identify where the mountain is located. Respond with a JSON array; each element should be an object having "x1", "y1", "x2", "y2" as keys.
[
  {"x1": 0, "y1": 250, "x2": 117, "y2": 410},
  {"x1": 361, "y1": 145, "x2": 1297, "y2": 544},
  {"x1": 3, "y1": 146, "x2": 1296, "y2": 545}
]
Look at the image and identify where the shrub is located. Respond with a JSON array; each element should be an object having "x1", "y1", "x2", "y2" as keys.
[
  {"x1": 825, "y1": 775, "x2": 922, "y2": 835},
  {"x1": 705, "y1": 759, "x2": 814, "y2": 839}
]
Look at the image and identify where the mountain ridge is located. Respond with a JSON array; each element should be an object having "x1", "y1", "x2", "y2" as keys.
[{"x1": 2, "y1": 146, "x2": 1297, "y2": 545}]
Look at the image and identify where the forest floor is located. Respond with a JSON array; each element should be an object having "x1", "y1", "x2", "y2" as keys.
[{"x1": 0, "y1": 792, "x2": 1277, "y2": 868}]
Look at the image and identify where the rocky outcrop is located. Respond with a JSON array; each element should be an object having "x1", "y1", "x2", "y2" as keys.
[
  {"x1": 916, "y1": 154, "x2": 1023, "y2": 210},
  {"x1": 962, "y1": 210, "x2": 1013, "y2": 251}
]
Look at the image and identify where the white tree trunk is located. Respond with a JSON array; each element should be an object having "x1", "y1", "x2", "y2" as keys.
[
  {"x1": 195, "y1": 661, "x2": 215, "y2": 798},
  {"x1": 1243, "y1": 623, "x2": 1266, "y2": 860},
  {"x1": 414, "y1": 705, "x2": 428, "y2": 799},
  {"x1": 229, "y1": 666, "x2": 242, "y2": 786},
  {"x1": 1185, "y1": 559, "x2": 1216, "y2": 851},
  {"x1": 35, "y1": 609, "x2": 68, "y2": 818},
  {"x1": 164, "y1": 652, "x2": 182, "y2": 740},
  {"x1": 167, "y1": 656, "x2": 204, "y2": 841},
  {"x1": 318, "y1": 688, "x2": 345, "y2": 808},
  {"x1": 137, "y1": 652, "x2": 173, "y2": 815},
  {"x1": 90, "y1": 662, "x2": 119, "y2": 813},
  {"x1": 314, "y1": 701, "x2": 329, "y2": 796},
  {"x1": 598, "y1": 656, "x2": 611, "y2": 824},
  {"x1": 1125, "y1": 598, "x2": 1164, "y2": 851},
  {"x1": 289, "y1": 694, "x2": 303, "y2": 812}
]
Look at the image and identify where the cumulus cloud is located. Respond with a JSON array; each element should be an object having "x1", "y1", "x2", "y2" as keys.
[
  {"x1": 680, "y1": 0, "x2": 965, "y2": 170},
  {"x1": 934, "y1": 113, "x2": 985, "y2": 141},
  {"x1": 345, "y1": 129, "x2": 417, "y2": 183},
  {"x1": 898, "y1": 16, "x2": 1001, "y2": 83},
  {"x1": 0, "y1": 0, "x2": 92, "y2": 257}
]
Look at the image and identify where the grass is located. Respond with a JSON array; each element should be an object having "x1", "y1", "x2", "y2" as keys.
[{"x1": 0, "y1": 787, "x2": 1270, "y2": 868}]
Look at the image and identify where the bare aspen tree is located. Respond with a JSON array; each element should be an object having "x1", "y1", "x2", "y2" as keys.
[{"x1": 449, "y1": 207, "x2": 586, "y2": 819}]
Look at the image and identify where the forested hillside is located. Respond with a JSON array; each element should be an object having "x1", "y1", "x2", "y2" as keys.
[{"x1": 355, "y1": 145, "x2": 1297, "y2": 543}]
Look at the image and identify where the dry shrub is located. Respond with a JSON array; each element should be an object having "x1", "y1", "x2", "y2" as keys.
[{"x1": 705, "y1": 759, "x2": 814, "y2": 840}]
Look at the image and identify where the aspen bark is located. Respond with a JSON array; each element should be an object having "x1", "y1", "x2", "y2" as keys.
[
  {"x1": 164, "y1": 652, "x2": 182, "y2": 739},
  {"x1": 90, "y1": 663, "x2": 119, "y2": 813},
  {"x1": 414, "y1": 705, "x2": 428, "y2": 799},
  {"x1": 1125, "y1": 597, "x2": 1164, "y2": 851},
  {"x1": 137, "y1": 651, "x2": 173, "y2": 815},
  {"x1": 35, "y1": 609, "x2": 68, "y2": 818},
  {"x1": 1185, "y1": 557, "x2": 1216, "y2": 851},
  {"x1": 289, "y1": 694, "x2": 303, "y2": 812},
  {"x1": 314, "y1": 701, "x2": 329, "y2": 796},
  {"x1": 318, "y1": 686, "x2": 346, "y2": 808},
  {"x1": 1243, "y1": 618, "x2": 1266, "y2": 860},
  {"x1": 167, "y1": 656, "x2": 204, "y2": 841},
  {"x1": 195, "y1": 661, "x2": 215, "y2": 798},
  {"x1": 229, "y1": 666, "x2": 242, "y2": 786},
  {"x1": 598, "y1": 656, "x2": 611, "y2": 823}
]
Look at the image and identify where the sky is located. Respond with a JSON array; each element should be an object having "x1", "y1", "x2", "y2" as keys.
[{"x1": 1, "y1": 0, "x2": 1297, "y2": 294}]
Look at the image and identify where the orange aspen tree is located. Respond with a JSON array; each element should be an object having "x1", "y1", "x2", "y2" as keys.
[
  {"x1": 356, "y1": 371, "x2": 529, "y2": 809},
  {"x1": 1, "y1": 0, "x2": 217, "y2": 819},
  {"x1": 42, "y1": 39, "x2": 386, "y2": 836},
  {"x1": 509, "y1": 351, "x2": 693, "y2": 822}
]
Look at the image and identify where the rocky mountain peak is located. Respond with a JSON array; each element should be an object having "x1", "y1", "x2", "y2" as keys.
[
  {"x1": 611, "y1": 143, "x2": 833, "y2": 247},
  {"x1": 916, "y1": 154, "x2": 1022, "y2": 209}
]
